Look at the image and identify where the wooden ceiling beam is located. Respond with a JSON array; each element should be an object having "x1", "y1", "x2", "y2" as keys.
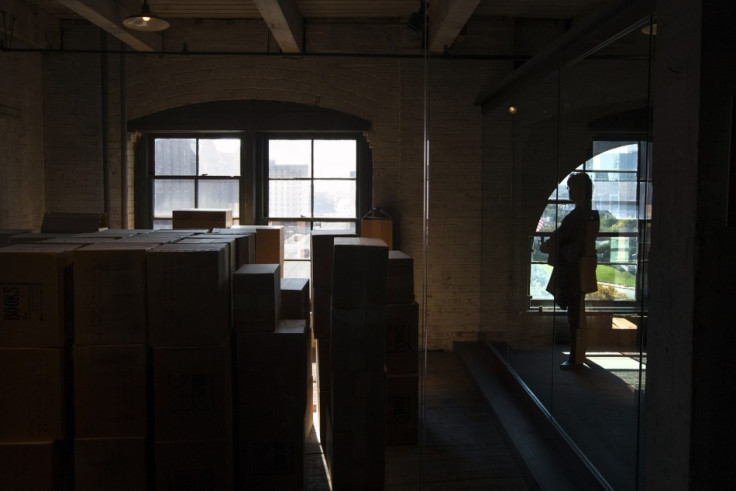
[
  {"x1": 429, "y1": 0, "x2": 481, "y2": 53},
  {"x1": 55, "y1": 0, "x2": 160, "y2": 52},
  {"x1": 252, "y1": 0, "x2": 303, "y2": 53}
]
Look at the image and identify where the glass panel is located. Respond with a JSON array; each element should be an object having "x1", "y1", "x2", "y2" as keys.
[
  {"x1": 314, "y1": 140, "x2": 357, "y2": 178},
  {"x1": 269, "y1": 140, "x2": 311, "y2": 178},
  {"x1": 199, "y1": 139, "x2": 241, "y2": 176},
  {"x1": 313, "y1": 180, "x2": 356, "y2": 218},
  {"x1": 481, "y1": 15, "x2": 653, "y2": 491},
  {"x1": 153, "y1": 179, "x2": 194, "y2": 218},
  {"x1": 550, "y1": 21, "x2": 651, "y2": 491},
  {"x1": 270, "y1": 220, "x2": 311, "y2": 260},
  {"x1": 199, "y1": 180, "x2": 240, "y2": 219},
  {"x1": 268, "y1": 180, "x2": 311, "y2": 217},
  {"x1": 283, "y1": 260, "x2": 311, "y2": 280},
  {"x1": 155, "y1": 139, "x2": 196, "y2": 175}
]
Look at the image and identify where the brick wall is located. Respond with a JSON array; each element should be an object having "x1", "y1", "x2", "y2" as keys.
[
  {"x1": 10, "y1": 17, "x2": 512, "y2": 350},
  {"x1": 0, "y1": 51, "x2": 45, "y2": 229}
]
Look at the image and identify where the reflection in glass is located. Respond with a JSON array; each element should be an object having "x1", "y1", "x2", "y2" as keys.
[
  {"x1": 199, "y1": 180, "x2": 240, "y2": 220},
  {"x1": 481, "y1": 15, "x2": 653, "y2": 491},
  {"x1": 153, "y1": 180, "x2": 194, "y2": 217},
  {"x1": 199, "y1": 139, "x2": 241, "y2": 176},
  {"x1": 155, "y1": 139, "x2": 196, "y2": 175},
  {"x1": 269, "y1": 180, "x2": 311, "y2": 217}
]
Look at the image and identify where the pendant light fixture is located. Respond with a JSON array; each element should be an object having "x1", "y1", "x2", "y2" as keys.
[{"x1": 123, "y1": 0, "x2": 170, "y2": 32}]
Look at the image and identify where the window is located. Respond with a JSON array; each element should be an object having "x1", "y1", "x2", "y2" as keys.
[
  {"x1": 151, "y1": 137, "x2": 241, "y2": 229},
  {"x1": 266, "y1": 138, "x2": 359, "y2": 278},
  {"x1": 529, "y1": 142, "x2": 652, "y2": 308}
]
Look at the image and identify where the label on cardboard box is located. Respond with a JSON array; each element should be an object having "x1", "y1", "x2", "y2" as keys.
[{"x1": 1, "y1": 283, "x2": 43, "y2": 321}]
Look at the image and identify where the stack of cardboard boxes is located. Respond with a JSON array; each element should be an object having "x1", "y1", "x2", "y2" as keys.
[
  {"x1": 309, "y1": 230, "x2": 355, "y2": 455},
  {"x1": 147, "y1": 242, "x2": 234, "y2": 489},
  {"x1": 72, "y1": 242, "x2": 155, "y2": 489},
  {"x1": 385, "y1": 251, "x2": 419, "y2": 445},
  {"x1": 233, "y1": 263, "x2": 312, "y2": 490},
  {"x1": 328, "y1": 237, "x2": 389, "y2": 489},
  {"x1": 0, "y1": 243, "x2": 75, "y2": 489}
]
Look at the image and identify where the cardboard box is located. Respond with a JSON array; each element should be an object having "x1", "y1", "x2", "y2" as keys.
[
  {"x1": 179, "y1": 232, "x2": 256, "y2": 270},
  {"x1": 238, "y1": 439, "x2": 305, "y2": 491},
  {"x1": 74, "y1": 229, "x2": 148, "y2": 239},
  {"x1": 232, "y1": 264, "x2": 281, "y2": 332},
  {"x1": 386, "y1": 373, "x2": 419, "y2": 445},
  {"x1": 147, "y1": 243, "x2": 230, "y2": 347},
  {"x1": 281, "y1": 277, "x2": 310, "y2": 324},
  {"x1": 74, "y1": 438, "x2": 147, "y2": 491},
  {"x1": 311, "y1": 286, "x2": 331, "y2": 340},
  {"x1": 330, "y1": 369, "x2": 386, "y2": 490},
  {"x1": 40, "y1": 212, "x2": 107, "y2": 233},
  {"x1": 0, "y1": 244, "x2": 75, "y2": 347},
  {"x1": 73, "y1": 345, "x2": 147, "y2": 438},
  {"x1": 319, "y1": 396, "x2": 332, "y2": 469},
  {"x1": 387, "y1": 250, "x2": 415, "y2": 304},
  {"x1": 172, "y1": 209, "x2": 232, "y2": 230},
  {"x1": 0, "y1": 229, "x2": 32, "y2": 246},
  {"x1": 0, "y1": 348, "x2": 65, "y2": 441},
  {"x1": 215, "y1": 226, "x2": 283, "y2": 270},
  {"x1": 361, "y1": 215, "x2": 393, "y2": 249},
  {"x1": 8, "y1": 232, "x2": 74, "y2": 245},
  {"x1": 172, "y1": 236, "x2": 237, "y2": 271},
  {"x1": 153, "y1": 345, "x2": 232, "y2": 442},
  {"x1": 236, "y1": 322, "x2": 311, "y2": 491},
  {"x1": 236, "y1": 320, "x2": 311, "y2": 437},
  {"x1": 208, "y1": 230, "x2": 257, "y2": 266},
  {"x1": 0, "y1": 441, "x2": 62, "y2": 490},
  {"x1": 310, "y1": 231, "x2": 355, "y2": 289},
  {"x1": 385, "y1": 302, "x2": 419, "y2": 374},
  {"x1": 155, "y1": 439, "x2": 233, "y2": 491},
  {"x1": 332, "y1": 238, "x2": 388, "y2": 310},
  {"x1": 331, "y1": 307, "x2": 386, "y2": 372},
  {"x1": 316, "y1": 339, "x2": 331, "y2": 396},
  {"x1": 73, "y1": 243, "x2": 156, "y2": 345}
]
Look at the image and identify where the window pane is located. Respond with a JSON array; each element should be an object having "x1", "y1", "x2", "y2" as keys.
[
  {"x1": 269, "y1": 180, "x2": 311, "y2": 217},
  {"x1": 154, "y1": 179, "x2": 194, "y2": 218},
  {"x1": 312, "y1": 221, "x2": 356, "y2": 234},
  {"x1": 270, "y1": 220, "x2": 311, "y2": 260},
  {"x1": 283, "y1": 261, "x2": 311, "y2": 279},
  {"x1": 547, "y1": 179, "x2": 570, "y2": 201},
  {"x1": 589, "y1": 144, "x2": 638, "y2": 171},
  {"x1": 199, "y1": 180, "x2": 240, "y2": 219},
  {"x1": 314, "y1": 180, "x2": 356, "y2": 218},
  {"x1": 314, "y1": 140, "x2": 357, "y2": 178},
  {"x1": 199, "y1": 139, "x2": 241, "y2": 176},
  {"x1": 155, "y1": 139, "x2": 196, "y2": 175},
  {"x1": 153, "y1": 219, "x2": 172, "y2": 230},
  {"x1": 269, "y1": 140, "x2": 311, "y2": 178},
  {"x1": 529, "y1": 263, "x2": 553, "y2": 300}
]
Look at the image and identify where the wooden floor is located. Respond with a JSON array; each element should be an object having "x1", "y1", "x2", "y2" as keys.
[{"x1": 305, "y1": 350, "x2": 533, "y2": 490}]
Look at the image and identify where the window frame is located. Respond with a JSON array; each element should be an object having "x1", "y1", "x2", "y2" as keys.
[
  {"x1": 147, "y1": 133, "x2": 245, "y2": 229},
  {"x1": 259, "y1": 132, "x2": 371, "y2": 279}
]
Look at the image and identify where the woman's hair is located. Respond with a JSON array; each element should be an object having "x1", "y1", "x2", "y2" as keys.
[{"x1": 568, "y1": 172, "x2": 593, "y2": 202}]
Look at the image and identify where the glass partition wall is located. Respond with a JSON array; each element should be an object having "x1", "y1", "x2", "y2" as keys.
[{"x1": 480, "y1": 18, "x2": 654, "y2": 490}]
